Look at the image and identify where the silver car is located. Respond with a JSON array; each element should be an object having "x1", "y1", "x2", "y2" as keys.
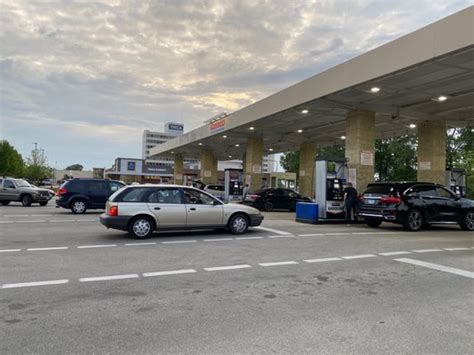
[
  {"x1": 0, "y1": 177, "x2": 53, "y2": 206},
  {"x1": 100, "y1": 184, "x2": 264, "y2": 239}
]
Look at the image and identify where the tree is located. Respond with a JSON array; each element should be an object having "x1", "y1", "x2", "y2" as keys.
[
  {"x1": 280, "y1": 151, "x2": 299, "y2": 174},
  {"x1": 446, "y1": 127, "x2": 474, "y2": 198},
  {"x1": 65, "y1": 164, "x2": 84, "y2": 171},
  {"x1": 24, "y1": 149, "x2": 53, "y2": 183},
  {"x1": 375, "y1": 135, "x2": 417, "y2": 182},
  {"x1": 0, "y1": 140, "x2": 24, "y2": 177}
]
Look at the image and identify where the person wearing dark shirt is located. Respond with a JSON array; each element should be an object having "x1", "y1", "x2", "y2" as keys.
[{"x1": 344, "y1": 182, "x2": 358, "y2": 223}]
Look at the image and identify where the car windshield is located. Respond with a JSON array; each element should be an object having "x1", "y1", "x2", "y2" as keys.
[{"x1": 14, "y1": 179, "x2": 32, "y2": 187}]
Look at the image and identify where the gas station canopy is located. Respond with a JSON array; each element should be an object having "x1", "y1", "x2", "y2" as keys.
[{"x1": 150, "y1": 7, "x2": 474, "y2": 161}]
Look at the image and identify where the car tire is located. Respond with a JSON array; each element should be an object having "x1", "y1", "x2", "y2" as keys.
[
  {"x1": 403, "y1": 209, "x2": 424, "y2": 232},
  {"x1": 1, "y1": 201, "x2": 10, "y2": 206},
  {"x1": 39, "y1": 201, "x2": 48, "y2": 206},
  {"x1": 21, "y1": 194, "x2": 32, "y2": 207},
  {"x1": 264, "y1": 201, "x2": 274, "y2": 211},
  {"x1": 365, "y1": 218, "x2": 382, "y2": 228},
  {"x1": 71, "y1": 199, "x2": 88, "y2": 214},
  {"x1": 459, "y1": 211, "x2": 474, "y2": 231},
  {"x1": 128, "y1": 216, "x2": 154, "y2": 239},
  {"x1": 228, "y1": 214, "x2": 249, "y2": 235}
]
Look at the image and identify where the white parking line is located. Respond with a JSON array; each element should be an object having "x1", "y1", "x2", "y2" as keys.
[
  {"x1": 341, "y1": 254, "x2": 377, "y2": 260},
  {"x1": 235, "y1": 236, "x2": 264, "y2": 240},
  {"x1": 326, "y1": 232, "x2": 351, "y2": 236},
  {"x1": 298, "y1": 233, "x2": 324, "y2": 237},
  {"x1": 27, "y1": 247, "x2": 69, "y2": 251},
  {"x1": 259, "y1": 261, "x2": 299, "y2": 267},
  {"x1": 395, "y1": 258, "x2": 474, "y2": 279},
  {"x1": 23, "y1": 220, "x2": 46, "y2": 223},
  {"x1": 204, "y1": 264, "x2": 252, "y2": 271},
  {"x1": 203, "y1": 238, "x2": 234, "y2": 242},
  {"x1": 162, "y1": 240, "x2": 197, "y2": 244},
  {"x1": 267, "y1": 235, "x2": 295, "y2": 238},
  {"x1": 49, "y1": 219, "x2": 76, "y2": 223},
  {"x1": 0, "y1": 221, "x2": 14, "y2": 224},
  {"x1": 143, "y1": 269, "x2": 197, "y2": 277},
  {"x1": 443, "y1": 248, "x2": 471, "y2": 251},
  {"x1": 351, "y1": 232, "x2": 380, "y2": 235},
  {"x1": 378, "y1": 251, "x2": 412, "y2": 256},
  {"x1": 254, "y1": 226, "x2": 291, "y2": 235},
  {"x1": 77, "y1": 244, "x2": 117, "y2": 249},
  {"x1": 412, "y1": 249, "x2": 443, "y2": 253},
  {"x1": 1, "y1": 279, "x2": 69, "y2": 289},
  {"x1": 124, "y1": 242, "x2": 157, "y2": 246},
  {"x1": 0, "y1": 249, "x2": 21, "y2": 253},
  {"x1": 303, "y1": 257, "x2": 342, "y2": 263},
  {"x1": 4, "y1": 214, "x2": 29, "y2": 217},
  {"x1": 79, "y1": 274, "x2": 139, "y2": 282}
]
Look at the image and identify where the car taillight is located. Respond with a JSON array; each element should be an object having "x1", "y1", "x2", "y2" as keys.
[
  {"x1": 246, "y1": 194, "x2": 258, "y2": 201},
  {"x1": 108, "y1": 205, "x2": 118, "y2": 216},
  {"x1": 380, "y1": 197, "x2": 401, "y2": 205},
  {"x1": 56, "y1": 188, "x2": 67, "y2": 196}
]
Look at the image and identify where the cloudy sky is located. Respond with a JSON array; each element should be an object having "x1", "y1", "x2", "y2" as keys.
[{"x1": 1, "y1": 0, "x2": 471, "y2": 169}]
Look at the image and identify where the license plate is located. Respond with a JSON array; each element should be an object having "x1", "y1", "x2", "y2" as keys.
[{"x1": 366, "y1": 199, "x2": 377, "y2": 205}]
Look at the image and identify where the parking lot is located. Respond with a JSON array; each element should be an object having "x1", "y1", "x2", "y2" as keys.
[{"x1": 1, "y1": 201, "x2": 473, "y2": 354}]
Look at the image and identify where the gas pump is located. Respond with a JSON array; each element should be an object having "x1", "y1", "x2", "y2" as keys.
[
  {"x1": 314, "y1": 159, "x2": 348, "y2": 221},
  {"x1": 446, "y1": 168, "x2": 466, "y2": 197},
  {"x1": 224, "y1": 168, "x2": 244, "y2": 203}
]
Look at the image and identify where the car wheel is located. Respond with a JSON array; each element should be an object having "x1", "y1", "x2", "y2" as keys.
[
  {"x1": 39, "y1": 201, "x2": 48, "y2": 206},
  {"x1": 21, "y1": 195, "x2": 32, "y2": 207},
  {"x1": 365, "y1": 218, "x2": 382, "y2": 228},
  {"x1": 460, "y1": 211, "x2": 474, "y2": 231},
  {"x1": 71, "y1": 199, "x2": 87, "y2": 214},
  {"x1": 403, "y1": 209, "x2": 424, "y2": 232},
  {"x1": 128, "y1": 216, "x2": 154, "y2": 239},
  {"x1": 228, "y1": 214, "x2": 249, "y2": 235},
  {"x1": 1, "y1": 201, "x2": 10, "y2": 206},
  {"x1": 264, "y1": 201, "x2": 274, "y2": 211}
]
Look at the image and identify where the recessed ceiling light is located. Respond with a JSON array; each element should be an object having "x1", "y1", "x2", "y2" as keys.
[
  {"x1": 269, "y1": 148, "x2": 274, "y2": 152},
  {"x1": 171, "y1": 151, "x2": 174, "y2": 154},
  {"x1": 437, "y1": 95, "x2": 448, "y2": 102},
  {"x1": 198, "y1": 142, "x2": 203, "y2": 146},
  {"x1": 409, "y1": 123, "x2": 417, "y2": 129},
  {"x1": 222, "y1": 135, "x2": 227, "y2": 138},
  {"x1": 370, "y1": 87, "x2": 380, "y2": 93},
  {"x1": 340, "y1": 135, "x2": 346, "y2": 140},
  {"x1": 249, "y1": 126, "x2": 255, "y2": 130},
  {"x1": 235, "y1": 144, "x2": 240, "y2": 147},
  {"x1": 301, "y1": 109, "x2": 309, "y2": 114},
  {"x1": 297, "y1": 129, "x2": 303, "y2": 133}
]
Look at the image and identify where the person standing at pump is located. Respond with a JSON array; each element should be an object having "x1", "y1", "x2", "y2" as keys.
[
  {"x1": 343, "y1": 182, "x2": 358, "y2": 224},
  {"x1": 242, "y1": 184, "x2": 250, "y2": 200}
]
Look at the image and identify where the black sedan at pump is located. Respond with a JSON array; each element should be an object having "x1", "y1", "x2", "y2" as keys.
[
  {"x1": 243, "y1": 188, "x2": 312, "y2": 211},
  {"x1": 358, "y1": 182, "x2": 474, "y2": 231}
]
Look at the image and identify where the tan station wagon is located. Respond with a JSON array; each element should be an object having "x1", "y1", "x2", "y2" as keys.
[{"x1": 100, "y1": 184, "x2": 264, "y2": 239}]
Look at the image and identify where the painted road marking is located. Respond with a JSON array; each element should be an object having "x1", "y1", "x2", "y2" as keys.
[
  {"x1": 267, "y1": 235, "x2": 295, "y2": 238},
  {"x1": 143, "y1": 269, "x2": 197, "y2": 277},
  {"x1": 77, "y1": 244, "x2": 117, "y2": 249},
  {"x1": 326, "y1": 232, "x2": 351, "y2": 236},
  {"x1": 342, "y1": 254, "x2": 377, "y2": 260},
  {"x1": 444, "y1": 247, "x2": 471, "y2": 251},
  {"x1": 298, "y1": 233, "x2": 325, "y2": 237},
  {"x1": 255, "y1": 226, "x2": 291, "y2": 235},
  {"x1": 0, "y1": 221, "x2": 14, "y2": 224},
  {"x1": 0, "y1": 249, "x2": 21, "y2": 253},
  {"x1": 204, "y1": 264, "x2": 252, "y2": 271},
  {"x1": 23, "y1": 220, "x2": 46, "y2": 223},
  {"x1": 27, "y1": 247, "x2": 69, "y2": 251},
  {"x1": 259, "y1": 261, "x2": 299, "y2": 267},
  {"x1": 1, "y1": 279, "x2": 69, "y2": 289},
  {"x1": 49, "y1": 219, "x2": 77, "y2": 223},
  {"x1": 203, "y1": 238, "x2": 234, "y2": 242},
  {"x1": 235, "y1": 236, "x2": 264, "y2": 240},
  {"x1": 124, "y1": 242, "x2": 157, "y2": 246},
  {"x1": 412, "y1": 249, "x2": 443, "y2": 253},
  {"x1": 395, "y1": 258, "x2": 474, "y2": 279},
  {"x1": 378, "y1": 251, "x2": 412, "y2": 256},
  {"x1": 79, "y1": 274, "x2": 139, "y2": 282},
  {"x1": 304, "y1": 257, "x2": 341, "y2": 263},
  {"x1": 162, "y1": 240, "x2": 197, "y2": 244}
]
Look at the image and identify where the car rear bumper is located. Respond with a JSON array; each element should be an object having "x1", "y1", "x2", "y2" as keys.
[
  {"x1": 358, "y1": 211, "x2": 398, "y2": 221},
  {"x1": 55, "y1": 198, "x2": 69, "y2": 208},
  {"x1": 249, "y1": 214, "x2": 264, "y2": 226},
  {"x1": 99, "y1": 213, "x2": 131, "y2": 231}
]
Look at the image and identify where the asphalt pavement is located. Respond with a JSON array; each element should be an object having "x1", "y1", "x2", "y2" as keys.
[{"x1": 1, "y1": 201, "x2": 473, "y2": 354}]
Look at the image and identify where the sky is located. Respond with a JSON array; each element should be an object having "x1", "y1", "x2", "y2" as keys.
[{"x1": 1, "y1": 0, "x2": 472, "y2": 170}]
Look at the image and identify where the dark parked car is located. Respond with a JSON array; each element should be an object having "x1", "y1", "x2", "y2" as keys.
[
  {"x1": 358, "y1": 182, "x2": 474, "y2": 231},
  {"x1": 243, "y1": 188, "x2": 312, "y2": 211},
  {"x1": 56, "y1": 179, "x2": 125, "y2": 214}
]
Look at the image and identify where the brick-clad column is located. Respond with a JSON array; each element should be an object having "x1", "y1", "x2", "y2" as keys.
[
  {"x1": 200, "y1": 150, "x2": 217, "y2": 184},
  {"x1": 345, "y1": 109, "x2": 375, "y2": 192},
  {"x1": 417, "y1": 121, "x2": 446, "y2": 184},
  {"x1": 299, "y1": 142, "x2": 317, "y2": 198},
  {"x1": 173, "y1": 153, "x2": 184, "y2": 185},
  {"x1": 244, "y1": 137, "x2": 263, "y2": 192}
]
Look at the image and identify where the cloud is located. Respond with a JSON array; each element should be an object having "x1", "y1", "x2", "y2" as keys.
[{"x1": 0, "y1": 0, "x2": 471, "y2": 168}]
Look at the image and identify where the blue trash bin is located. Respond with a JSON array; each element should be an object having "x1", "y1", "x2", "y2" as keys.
[{"x1": 295, "y1": 202, "x2": 319, "y2": 224}]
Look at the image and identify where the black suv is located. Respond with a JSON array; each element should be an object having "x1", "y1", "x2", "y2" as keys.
[
  {"x1": 56, "y1": 179, "x2": 125, "y2": 214},
  {"x1": 358, "y1": 182, "x2": 474, "y2": 231},
  {"x1": 243, "y1": 188, "x2": 312, "y2": 211}
]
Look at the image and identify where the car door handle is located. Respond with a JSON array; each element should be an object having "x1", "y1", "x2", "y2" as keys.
[
  {"x1": 189, "y1": 208, "x2": 196, "y2": 211},
  {"x1": 154, "y1": 207, "x2": 161, "y2": 210}
]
